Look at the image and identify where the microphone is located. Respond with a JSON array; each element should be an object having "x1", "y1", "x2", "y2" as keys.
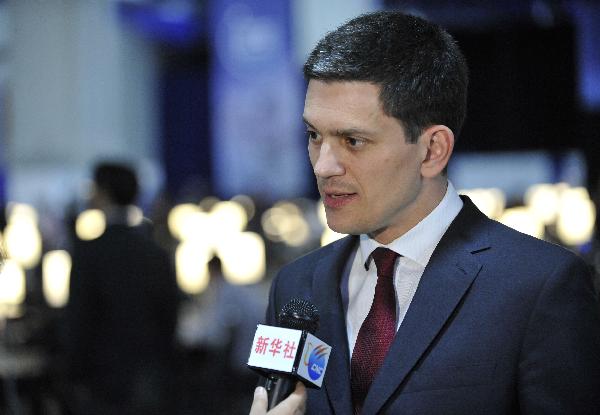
[
  {"x1": 247, "y1": 298, "x2": 332, "y2": 409},
  {"x1": 266, "y1": 299, "x2": 319, "y2": 408}
]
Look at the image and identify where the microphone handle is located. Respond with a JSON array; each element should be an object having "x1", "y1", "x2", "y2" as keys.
[{"x1": 262, "y1": 373, "x2": 296, "y2": 409}]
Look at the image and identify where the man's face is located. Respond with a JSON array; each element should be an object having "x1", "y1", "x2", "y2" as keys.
[{"x1": 304, "y1": 80, "x2": 428, "y2": 244}]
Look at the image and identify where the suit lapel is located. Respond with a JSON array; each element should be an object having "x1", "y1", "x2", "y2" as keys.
[
  {"x1": 312, "y1": 236, "x2": 357, "y2": 415},
  {"x1": 362, "y1": 198, "x2": 490, "y2": 415}
]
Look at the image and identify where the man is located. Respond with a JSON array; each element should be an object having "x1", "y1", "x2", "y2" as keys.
[
  {"x1": 261, "y1": 11, "x2": 600, "y2": 415},
  {"x1": 64, "y1": 162, "x2": 179, "y2": 414}
]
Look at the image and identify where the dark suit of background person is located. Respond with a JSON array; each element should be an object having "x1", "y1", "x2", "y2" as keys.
[
  {"x1": 262, "y1": 11, "x2": 600, "y2": 415},
  {"x1": 63, "y1": 162, "x2": 179, "y2": 415}
]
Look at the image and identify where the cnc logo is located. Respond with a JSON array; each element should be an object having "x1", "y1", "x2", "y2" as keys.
[{"x1": 304, "y1": 343, "x2": 329, "y2": 380}]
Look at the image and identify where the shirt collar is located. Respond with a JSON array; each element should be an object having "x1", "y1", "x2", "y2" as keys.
[{"x1": 360, "y1": 180, "x2": 463, "y2": 269}]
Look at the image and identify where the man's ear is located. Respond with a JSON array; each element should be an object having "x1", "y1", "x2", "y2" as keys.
[{"x1": 419, "y1": 125, "x2": 454, "y2": 178}]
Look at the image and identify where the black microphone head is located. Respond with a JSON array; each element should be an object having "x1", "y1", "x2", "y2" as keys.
[{"x1": 277, "y1": 298, "x2": 319, "y2": 334}]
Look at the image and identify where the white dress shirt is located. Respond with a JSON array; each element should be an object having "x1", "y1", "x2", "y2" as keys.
[{"x1": 345, "y1": 181, "x2": 463, "y2": 356}]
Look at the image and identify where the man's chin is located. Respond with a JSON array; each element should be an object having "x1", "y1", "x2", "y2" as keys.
[{"x1": 326, "y1": 221, "x2": 362, "y2": 236}]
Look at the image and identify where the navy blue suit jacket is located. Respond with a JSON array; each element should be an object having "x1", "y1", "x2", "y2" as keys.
[{"x1": 266, "y1": 198, "x2": 600, "y2": 414}]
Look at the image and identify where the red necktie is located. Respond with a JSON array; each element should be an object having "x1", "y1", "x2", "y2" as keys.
[{"x1": 351, "y1": 247, "x2": 399, "y2": 414}]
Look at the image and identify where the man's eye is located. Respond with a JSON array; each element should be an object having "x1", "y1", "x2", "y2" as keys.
[
  {"x1": 346, "y1": 137, "x2": 364, "y2": 147},
  {"x1": 307, "y1": 130, "x2": 319, "y2": 141}
]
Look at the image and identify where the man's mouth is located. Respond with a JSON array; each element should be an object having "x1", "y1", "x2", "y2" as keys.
[{"x1": 323, "y1": 192, "x2": 358, "y2": 208}]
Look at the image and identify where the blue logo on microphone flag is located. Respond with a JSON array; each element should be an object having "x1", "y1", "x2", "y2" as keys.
[
  {"x1": 297, "y1": 333, "x2": 331, "y2": 387},
  {"x1": 208, "y1": 0, "x2": 309, "y2": 201}
]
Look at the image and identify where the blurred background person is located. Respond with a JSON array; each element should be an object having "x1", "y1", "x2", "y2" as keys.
[
  {"x1": 61, "y1": 161, "x2": 179, "y2": 415},
  {"x1": 176, "y1": 256, "x2": 264, "y2": 413}
]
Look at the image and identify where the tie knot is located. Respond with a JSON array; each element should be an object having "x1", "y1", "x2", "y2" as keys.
[{"x1": 371, "y1": 247, "x2": 399, "y2": 278}]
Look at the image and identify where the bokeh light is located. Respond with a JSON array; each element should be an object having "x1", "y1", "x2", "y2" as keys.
[
  {"x1": 321, "y1": 227, "x2": 346, "y2": 246},
  {"x1": 6, "y1": 202, "x2": 39, "y2": 224},
  {"x1": 261, "y1": 201, "x2": 310, "y2": 246},
  {"x1": 127, "y1": 205, "x2": 145, "y2": 227},
  {"x1": 0, "y1": 259, "x2": 26, "y2": 315},
  {"x1": 459, "y1": 188, "x2": 506, "y2": 219},
  {"x1": 175, "y1": 242, "x2": 211, "y2": 295},
  {"x1": 556, "y1": 187, "x2": 596, "y2": 246},
  {"x1": 231, "y1": 194, "x2": 256, "y2": 221},
  {"x1": 4, "y1": 203, "x2": 43, "y2": 269},
  {"x1": 178, "y1": 210, "x2": 212, "y2": 243},
  {"x1": 524, "y1": 183, "x2": 562, "y2": 225},
  {"x1": 499, "y1": 206, "x2": 544, "y2": 239},
  {"x1": 315, "y1": 200, "x2": 346, "y2": 246},
  {"x1": 199, "y1": 196, "x2": 221, "y2": 212},
  {"x1": 209, "y1": 200, "x2": 248, "y2": 237},
  {"x1": 217, "y1": 232, "x2": 265, "y2": 285},
  {"x1": 168, "y1": 203, "x2": 203, "y2": 241},
  {"x1": 76, "y1": 209, "x2": 107, "y2": 241},
  {"x1": 42, "y1": 250, "x2": 72, "y2": 308}
]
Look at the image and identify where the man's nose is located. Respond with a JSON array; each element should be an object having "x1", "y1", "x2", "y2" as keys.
[{"x1": 313, "y1": 142, "x2": 345, "y2": 178}]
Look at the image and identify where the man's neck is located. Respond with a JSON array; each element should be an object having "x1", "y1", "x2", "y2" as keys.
[{"x1": 369, "y1": 178, "x2": 448, "y2": 244}]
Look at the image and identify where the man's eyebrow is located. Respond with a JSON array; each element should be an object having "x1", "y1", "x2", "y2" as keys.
[
  {"x1": 302, "y1": 117, "x2": 315, "y2": 129},
  {"x1": 302, "y1": 118, "x2": 374, "y2": 137},
  {"x1": 334, "y1": 127, "x2": 372, "y2": 137}
]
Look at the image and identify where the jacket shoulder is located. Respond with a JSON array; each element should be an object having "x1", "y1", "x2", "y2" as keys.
[{"x1": 486, "y1": 216, "x2": 585, "y2": 264}]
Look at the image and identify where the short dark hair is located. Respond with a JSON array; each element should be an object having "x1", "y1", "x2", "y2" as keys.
[
  {"x1": 303, "y1": 11, "x2": 469, "y2": 143},
  {"x1": 93, "y1": 162, "x2": 139, "y2": 206}
]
